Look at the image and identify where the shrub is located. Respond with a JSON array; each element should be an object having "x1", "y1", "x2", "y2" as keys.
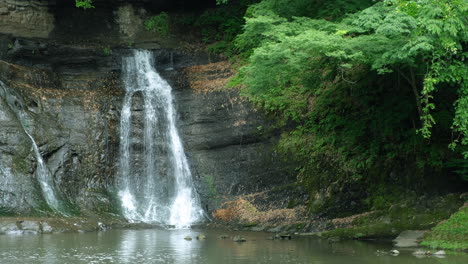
[{"x1": 144, "y1": 12, "x2": 170, "y2": 36}]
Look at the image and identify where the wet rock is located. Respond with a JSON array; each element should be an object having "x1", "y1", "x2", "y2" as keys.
[
  {"x1": 413, "y1": 250, "x2": 433, "y2": 258},
  {"x1": 97, "y1": 222, "x2": 107, "y2": 231},
  {"x1": 41, "y1": 222, "x2": 54, "y2": 233},
  {"x1": 0, "y1": 221, "x2": 19, "y2": 234},
  {"x1": 393, "y1": 230, "x2": 427, "y2": 247},
  {"x1": 275, "y1": 233, "x2": 292, "y2": 240},
  {"x1": 375, "y1": 250, "x2": 388, "y2": 256},
  {"x1": 433, "y1": 250, "x2": 446, "y2": 256},
  {"x1": 184, "y1": 236, "x2": 192, "y2": 241},
  {"x1": 251, "y1": 226, "x2": 266, "y2": 232},
  {"x1": 0, "y1": 7, "x2": 9, "y2": 15},
  {"x1": 196, "y1": 234, "x2": 206, "y2": 240},
  {"x1": 218, "y1": 234, "x2": 229, "y2": 239},
  {"x1": 19, "y1": 220, "x2": 40, "y2": 234},
  {"x1": 0, "y1": 0, "x2": 54, "y2": 38},
  {"x1": 115, "y1": 4, "x2": 143, "y2": 39},
  {"x1": 412, "y1": 250, "x2": 426, "y2": 256},
  {"x1": 233, "y1": 235, "x2": 246, "y2": 242},
  {"x1": 389, "y1": 249, "x2": 400, "y2": 255}
]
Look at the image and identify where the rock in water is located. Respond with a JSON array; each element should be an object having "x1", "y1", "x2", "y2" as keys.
[
  {"x1": 393, "y1": 230, "x2": 427, "y2": 247},
  {"x1": 233, "y1": 235, "x2": 246, "y2": 242},
  {"x1": 184, "y1": 236, "x2": 192, "y2": 241},
  {"x1": 389, "y1": 249, "x2": 400, "y2": 255},
  {"x1": 196, "y1": 234, "x2": 206, "y2": 240},
  {"x1": 433, "y1": 250, "x2": 446, "y2": 256},
  {"x1": 278, "y1": 233, "x2": 292, "y2": 240},
  {"x1": 218, "y1": 234, "x2": 229, "y2": 239},
  {"x1": 412, "y1": 250, "x2": 426, "y2": 255}
]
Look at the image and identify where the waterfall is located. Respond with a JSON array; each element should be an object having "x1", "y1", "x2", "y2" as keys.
[
  {"x1": 118, "y1": 50, "x2": 204, "y2": 228},
  {"x1": 0, "y1": 80, "x2": 67, "y2": 215}
]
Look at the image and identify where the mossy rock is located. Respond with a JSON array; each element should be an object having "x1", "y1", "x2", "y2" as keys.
[{"x1": 421, "y1": 204, "x2": 468, "y2": 250}]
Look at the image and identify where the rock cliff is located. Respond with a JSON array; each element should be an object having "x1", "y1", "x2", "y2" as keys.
[{"x1": 0, "y1": 0, "x2": 294, "y2": 218}]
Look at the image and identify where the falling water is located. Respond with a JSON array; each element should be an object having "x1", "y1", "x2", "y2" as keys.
[
  {"x1": 118, "y1": 50, "x2": 204, "y2": 228},
  {"x1": 0, "y1": 80, "x2": 66, "y2": 215}
]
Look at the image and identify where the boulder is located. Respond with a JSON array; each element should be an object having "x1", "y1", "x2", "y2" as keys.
[
  {"x1": 233, "y1": 235, "x2": 246, "y2": 242},
  {"x1": 393, "y1": 230, "x2": 427, "y2": 247}
]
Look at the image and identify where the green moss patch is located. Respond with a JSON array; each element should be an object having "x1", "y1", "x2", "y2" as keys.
[
  {"x1": 421, "y1": 204, "x2": 468, "y2": 250},
  {"x1": 320, "y1": 194, "x2": 464, "y2": 241}
]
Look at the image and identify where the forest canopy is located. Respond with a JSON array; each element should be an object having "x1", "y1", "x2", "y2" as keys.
[{"x1": 228, "y1": 0, "x2": 468, "y2": 190}]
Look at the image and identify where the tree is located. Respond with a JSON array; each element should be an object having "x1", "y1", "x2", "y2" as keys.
[
  {"x1": 233, "y1": 0, "x2": 467, "y2": 185},
  {"x1": 75, "y1": 0, "x2": 94, "y2": 9}
]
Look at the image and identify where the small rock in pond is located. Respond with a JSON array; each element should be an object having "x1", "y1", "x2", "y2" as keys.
[
  {"x1": 97, "y1": 222, "x2": 106, "y2": 231},
  {"x1": 184, "y1": 236, "x2": 192, "y2": 241},
  {"x1": 413, "y1": 250, "x2": 426, "y2": 256},
  {"x1": 375, "y1": 250, "x2": 387, "y2": 256},
  {"x1": 389, "y1": 249, "x2": 400, "y2": 255},
  {"x1": 196, "y1": 234, "x2": 206, "y2": 240},
  {"x1": 41, "y1": 222, "x2": 54, "y2": 233},
  {"x1": 233, "y1": 235, "x2": 246, "y2": 242},
  {"x1": 218, "y1": 234, "x2": 229, "y2": 239},
  {"x1": 433, "y1": 250, "x2": 446, "y2": 256}
]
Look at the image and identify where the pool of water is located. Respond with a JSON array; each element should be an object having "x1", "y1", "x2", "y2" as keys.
[{"x1": 0, "y1": 229, "x2": 466, "y2": 263}]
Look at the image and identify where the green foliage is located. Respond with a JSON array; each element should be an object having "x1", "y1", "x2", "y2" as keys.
[
  {"x1": 145, "y1": 12, "x2": 170, "y2": 36},
  {"x1": 345, "y1": 0, "x2": 468, "y2": 144},
  {"x1": 102, "y1": 46, "x2": 112, "y2": 56},
  {"x1": 232, "y1": 0, "x2": 468, "y2": 190},
  {"x1": 247, "y1": 0, "x2": 374, "y2": 20},
  {"x1": 75, "y1": 0, "x2": 94, "y2": 9},
  {"x1": 446, "y1": 159, "x2": 468, "y2": 181},
  {"x1": 194, "y1": 0, "x2": 258, "y2": 55}
]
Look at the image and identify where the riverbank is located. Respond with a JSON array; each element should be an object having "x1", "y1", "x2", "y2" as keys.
[
  {"x1": 209, "y1": 191, "x2": 468, "y2": 251},
  {"x1": 1, "y1": 195, "x2": 466, "y2": 254},
  {"x1": 0, "y1": 216, "x2": 160, "y2": 235}
]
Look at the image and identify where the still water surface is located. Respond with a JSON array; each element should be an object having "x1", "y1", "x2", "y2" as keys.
[{"x1": 0, "y1": 229, "x2": 466, "y2": 264}]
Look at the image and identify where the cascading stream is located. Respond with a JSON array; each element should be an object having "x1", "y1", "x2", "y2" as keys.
[
  {"x1": 118, "y1": 50, "x2": 204, "y2": 228},
  {"x1": 0, "y1": 80, "x2": 67, "y2": 215}
]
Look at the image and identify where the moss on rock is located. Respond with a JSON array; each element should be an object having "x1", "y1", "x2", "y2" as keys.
[
  {"x1": 421, "y1": 203, "x2": 468, "y2": 251},
  {"x1": 319, "y1": 194, "x2": 464, "y2": 241}
]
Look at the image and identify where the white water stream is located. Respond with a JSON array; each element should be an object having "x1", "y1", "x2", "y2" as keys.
[
  {"x1": 0, "y1": 80, "x2": 65, "y2": 215},
  {"x1": 118, "y1": 50, "x2": 204, "y2": 228}
]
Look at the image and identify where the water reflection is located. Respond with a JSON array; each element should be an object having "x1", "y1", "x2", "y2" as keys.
[{"x1": 0, "y1": 229, "x2": 467, "y2": 264}]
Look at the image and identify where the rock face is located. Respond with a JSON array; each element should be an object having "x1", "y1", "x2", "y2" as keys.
[
  {"x1": 0, "y1": 45, "x2": 292, "y2": 217},
  {"x1": 0, "y1": 0, "x2": 293, "y2": 219},
  {"x1": 0, "y1": 48, "x2": 123, "y2": 215},
  {"x1": 0, "y1": 0, "x2": 54, "y2": 38},
  {"x1": 175, "y1": 61, "x2": 292, "y2": 212},
  {"x1": 0, "y1": 0, "x2": 215, "y2": 40}
]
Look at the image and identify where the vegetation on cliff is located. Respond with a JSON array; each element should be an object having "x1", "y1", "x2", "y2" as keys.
[
  {"x1": 75, "y1": 0, "x2": 94, "y2": 9},
  {"x1": 219, "y1": 0, "x2": 467, "y2": 209},
  {"x1": 203, "y1": 0, "x2": 467, "y2": 248}
]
